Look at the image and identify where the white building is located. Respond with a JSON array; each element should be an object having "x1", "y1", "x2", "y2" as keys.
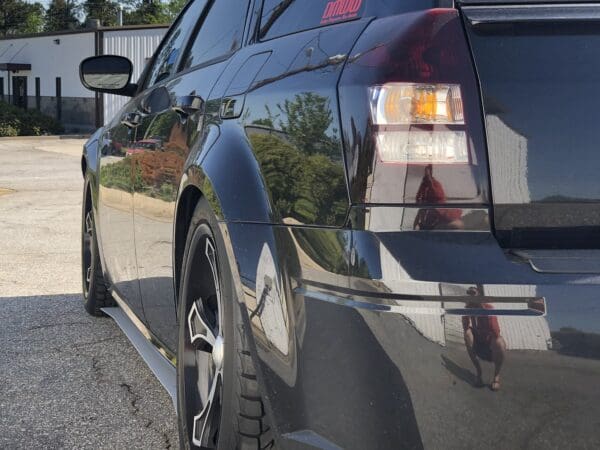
[{"x1": 0, "y1": 25, "x2": 167, "y2": 132}]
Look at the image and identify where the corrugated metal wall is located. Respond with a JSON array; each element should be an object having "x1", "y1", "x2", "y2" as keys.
[{"x1": 102, "y1": 28, "x2": 167, "y2": 125}]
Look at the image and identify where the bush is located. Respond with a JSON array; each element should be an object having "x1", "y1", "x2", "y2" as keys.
[
  {"x1": 0, "y1": 101, "x2": 64, "y2": 137},
  {"x1": 0, "y1": 123, "x2": 18, "y2": 137}
]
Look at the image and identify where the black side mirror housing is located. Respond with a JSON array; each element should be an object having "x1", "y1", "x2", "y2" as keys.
[{"x1": 80, "y1": 55, "x2": 138, "y2": 97}]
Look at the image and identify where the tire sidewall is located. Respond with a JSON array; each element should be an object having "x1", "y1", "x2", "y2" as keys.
[{"x1": 177, "y1": 198, "x2": 238, "y2": 450}]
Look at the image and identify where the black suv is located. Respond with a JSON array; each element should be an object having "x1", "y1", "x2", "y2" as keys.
[{"x1": 80, "y1": 0, "x2": 600, "y2": 448}]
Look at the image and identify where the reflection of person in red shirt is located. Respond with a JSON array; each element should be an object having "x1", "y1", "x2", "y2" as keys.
[
  {"x1": 413, "y1": 165, "x2": 464, "y2": 230},
  {"x1": 462, "y1": 287, "x2": 507, "y2": 391}
]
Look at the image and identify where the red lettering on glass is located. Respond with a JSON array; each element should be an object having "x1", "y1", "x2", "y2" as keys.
[{"x1": 321, "y1": 0, "x2": 363, "y2": 24}]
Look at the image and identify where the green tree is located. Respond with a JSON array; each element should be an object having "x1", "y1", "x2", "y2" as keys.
[
  {"x1": 123, "y1": 0, "x2": 168, "y2": 25},
  {"x1": 165, "y1": 0, "x2": 187, "y2": 21},
  {"x1": 249, "y1": 133, "x2": 346, "y2": 225},
  {"x1": 278, "y1": 92, "x2": 339, "y2": 160},
  {"x1": 0, "y1": 0, "x2": 45, "y2": 36},
  {"x1": 249, "y1": 92, "x2": 347, "y2": 225},
  {"x1": 82, "y1": 0, "x2": 120, "y2": 26},
  {"x1": 45, "y1": 0, "x2": 80, "y2": 32}
]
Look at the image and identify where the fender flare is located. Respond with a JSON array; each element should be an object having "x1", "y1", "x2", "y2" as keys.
[{"x1": 173, "y1": 121, "x2": 274, "y2": 301}]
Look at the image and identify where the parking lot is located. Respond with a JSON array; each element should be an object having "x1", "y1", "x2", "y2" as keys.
[{"x1": 0, "y1": 137, "x2": 178, "y2": 449}]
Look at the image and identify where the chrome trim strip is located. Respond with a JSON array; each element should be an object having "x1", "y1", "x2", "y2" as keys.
[
  {"x1": 464, "y1": 4, "x2": 600, "y2": 25},
  {"x1": 296, "y1": 287, "x2": 546, "y2": 317}
]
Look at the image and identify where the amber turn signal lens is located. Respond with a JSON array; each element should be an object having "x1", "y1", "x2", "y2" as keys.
[
  {"x1": 371, "y1": 83, "x2": 464, "y2": 125},
  {"x1": 370, "y1": 83, "x2": 468, "y2": 163}
]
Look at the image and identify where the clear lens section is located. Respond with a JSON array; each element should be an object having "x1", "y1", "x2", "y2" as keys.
[
  {"x1": 376, "y1": 130, "x2": 468, "y2": 164},
  {"x1": 370, "y1": 83, "x2": 468, "y2": 164},
  {"x1": 370, "y1": 83, "x2": 464, "y2": 125}
]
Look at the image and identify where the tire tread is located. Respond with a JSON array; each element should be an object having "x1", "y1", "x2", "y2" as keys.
[
  {"x1": 236, "y1": 324, "x2": 276, "y2": 450},
  {"x1": 82, "y1": 182, "x2": 115, "y2": 317}
]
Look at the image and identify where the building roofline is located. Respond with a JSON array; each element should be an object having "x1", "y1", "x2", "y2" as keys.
[
  {"x1": 101, "y1": 24, "x2": 170, "y2": 32},
  {"x1": 0, "y1": 24, "x2": 170, "y2": 41}
]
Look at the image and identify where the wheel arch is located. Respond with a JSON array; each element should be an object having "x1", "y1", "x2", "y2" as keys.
[
  {"x1": 81, "y1": 129, "x2": 108, "y2": 287},
  {"x1": 173, "y1": 122, "x2": 274, "y2": 302},
  {"x1": 82, "y1": 127, "x2": 103, "y2": 179},
  {"x1": 173, "y1": 183, "x2": 203, "y2": 302}
]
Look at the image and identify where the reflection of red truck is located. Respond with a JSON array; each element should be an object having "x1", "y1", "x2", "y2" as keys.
[{"x1": 125, "y1": 139, "x2": 161, "y2": 155}]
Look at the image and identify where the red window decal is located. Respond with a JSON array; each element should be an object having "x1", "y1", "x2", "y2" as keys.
[{"x1": 321, "y1": 0, "x2": 363, "y2": 25}]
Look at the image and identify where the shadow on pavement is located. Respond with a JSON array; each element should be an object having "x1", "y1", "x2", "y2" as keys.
[{"x1": 0, "y1": 293, "x2": 179, "y2": 449}]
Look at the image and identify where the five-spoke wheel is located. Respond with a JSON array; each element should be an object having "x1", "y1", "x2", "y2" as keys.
[
  {"x1": 177, "y1": 199, "x2": 274, "y2": 450},
  {"x1": 186, "y1": 239, "x2": 224, "y2": 448},
  {"x1": 180, "y1": 233, "x2": 225, "y2": 449},
  {"x1": 82, "y1": 210, "x2": 94, "y2": 297}
]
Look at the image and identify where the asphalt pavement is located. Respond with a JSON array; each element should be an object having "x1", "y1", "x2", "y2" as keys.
[{"x1": 0, "y1": 137, "x2": 179, "y2": 449}]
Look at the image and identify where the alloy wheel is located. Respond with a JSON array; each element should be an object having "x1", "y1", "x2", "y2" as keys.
[
  {"x1": 183, "y1": 237, "x2": 224, "y2": 448},
  {"x1": 82, "y1": 210, "x2": 93, "y2": 296}
]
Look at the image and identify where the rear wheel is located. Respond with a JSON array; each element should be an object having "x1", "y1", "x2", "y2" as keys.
[
  {"x1": 81, "y1": 179, "x2": 114, "y2": 316},
  {"x1": 177, "y1": 198, "x2": 275, "y2": 450}
]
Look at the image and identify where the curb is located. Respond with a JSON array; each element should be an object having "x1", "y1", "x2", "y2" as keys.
[{"x1": 0, "y1": 135, "x2": 90, "y2": 141}]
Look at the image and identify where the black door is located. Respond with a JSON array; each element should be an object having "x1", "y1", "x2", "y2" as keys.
[
  {"x1": 133, "y1": 0, "x2": 249, "y2": 351},
  {"x1": 96, "y1": 0, "x2": 207, "y2": 325},
  {"x1": 12, "y1": 76, "x2": 27, "y2": 109}
]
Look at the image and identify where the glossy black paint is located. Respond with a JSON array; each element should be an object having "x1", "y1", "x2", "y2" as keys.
[
  {"x1": 462, "y1": 5, "x2": 600, "y2": 248},
  {"x1": 81, "y1": 1, "x2": 600, "y2": 448},
  {"x1": 223, "y1": 221, "x2": 600, "y2": 448}
]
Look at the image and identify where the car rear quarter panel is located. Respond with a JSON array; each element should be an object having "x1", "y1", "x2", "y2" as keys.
[{"x1": 221, "y1": 219, "x2": 600, "y2": 449}]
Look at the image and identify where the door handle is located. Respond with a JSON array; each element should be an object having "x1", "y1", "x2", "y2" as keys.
[
  {"x1": 172, "y1": 95, "x2": 204, "y2": 117},
  {"x1": 121, "y1": 112, "x2": 141, "y2": 128}
]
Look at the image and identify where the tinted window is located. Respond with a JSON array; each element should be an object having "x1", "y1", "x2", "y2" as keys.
[
  {"x1": 183, "y1": 0, "x2": 249, "y2": 69},
  {"x1": 145, "y1": 0, "x2": 207, "y2": 88},
  {"x1": 259, "y1": 0, "x2": 365, "y2": 40}
]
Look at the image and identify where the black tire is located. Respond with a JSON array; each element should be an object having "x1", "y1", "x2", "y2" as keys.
[
  {"x1": 177, "y1": 198, "x2": 275, "y2": 450},
  {"x1": 81, "y1": 179, "x2": 114, "y2": 316}
]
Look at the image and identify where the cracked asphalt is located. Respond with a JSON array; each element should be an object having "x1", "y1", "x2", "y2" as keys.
[{"x1": 0, "y1": 137, "x2": 179, "y2": 449}]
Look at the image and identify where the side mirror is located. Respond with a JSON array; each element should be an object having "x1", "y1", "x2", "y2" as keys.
[{"x1": 80, "y1": 55, "x2": 137, "y2": 97}]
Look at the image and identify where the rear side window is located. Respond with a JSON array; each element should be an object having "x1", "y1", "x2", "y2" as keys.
[
  {"x1": 145, "y1": 0, "x2": 207, "y2": 87},
  {"x1": 259, "y1": 0, "x2": 365, "y2": 41},
  {"x1": 182, "y1": 0, "x2": 250, "y2": 69}
]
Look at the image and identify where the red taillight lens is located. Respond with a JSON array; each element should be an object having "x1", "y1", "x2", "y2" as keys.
[{"x1": 338, "y1": 9, "x2": 490, "y2": 206}]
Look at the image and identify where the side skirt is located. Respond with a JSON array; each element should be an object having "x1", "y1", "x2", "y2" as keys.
[{"x1": 102, "y1": 297, "x2": 177, "y2": 409}]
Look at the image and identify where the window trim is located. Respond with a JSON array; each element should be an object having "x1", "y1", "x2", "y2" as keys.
[
  {"x1": 177, "y1": 0, "x2": 252, "y2": 73},
  {"x1": 138, "y1": 0, "x2": 208, "y2": 92},
  {"x1": 244, "y1": 0, "x2": 262, "y2": 46}
]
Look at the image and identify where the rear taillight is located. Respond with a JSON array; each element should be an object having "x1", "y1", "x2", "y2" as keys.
[
  {"x1": 338, "y1": 9, "x2": 490, "y2": 208},
  {"x1": 370, "y1": 83, "x2": 468, "y2": 164}
]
